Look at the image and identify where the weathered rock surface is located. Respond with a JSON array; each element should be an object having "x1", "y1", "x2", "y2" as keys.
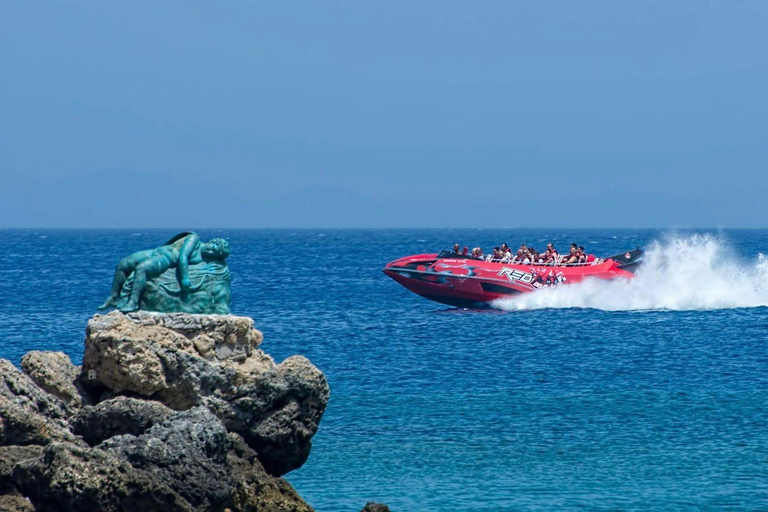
[
  {"x1": 20, "y1": 351, "x2": 88, "y2": 407},
  {"x1": 99, "y1": 407, "x2": 232, "y2": 509},
  {"x1": 81, "y1": 311, "x2": 329, "y2": 476},
  {"x1": 360, "y1": 504, "x2": 391, "y2": 512},
  {"x1": 0, "y1": 361, "x2": 75, "y2": 447},
  {"x1": 0, "y1": 489, "x2": 35, "y2": 512},
  {"x1": 12, "y1": 441, "x2": 191, "y2": 512},
  {"x1": 72, "y1": 396, "x2": 172, "y2": 446},
  {"x1": 0, "y1": 311, "x2": 330, "y2": 510},
  {"x1": 225, "y1": 433, "x2": 313, "y2": 512},
  {"x1": 0, "y1": 445, "x2": 43, "y2": 511}
]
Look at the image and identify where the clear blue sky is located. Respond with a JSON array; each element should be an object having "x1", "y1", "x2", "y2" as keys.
[{"x1": 1, "y1": 1, "x2": 766, "y2": 228}]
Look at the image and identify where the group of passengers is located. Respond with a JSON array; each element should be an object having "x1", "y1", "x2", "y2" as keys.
[{"x1": 454, "y1": 242, "x2": 592, "y2": 265}]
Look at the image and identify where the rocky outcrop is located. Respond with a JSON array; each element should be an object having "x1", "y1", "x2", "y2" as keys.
[
  {"x1": 0, "y1": 446, "x2": 41, "y2": 512},
  {"x1": 0, "y1": 311, "x2": 330, "y2": 511},
  {"x1": 72, "y1": 397, "x2": 172, "y2": 446},
  {"x1": 81, "y1": 311, "x2": 329, "y2": 476},
  {"x1": 0, "y1": 360, "x2": 76, "y2": 446},
  {"x1": 20, "y1": 351, "x2": 88, "y2": 407},
  {"x1": 360, "y1": 504, "x2": 391, "y2": 512},
  {"x1": 12, "y1": 442, "x2": 191, "y2": 512}
]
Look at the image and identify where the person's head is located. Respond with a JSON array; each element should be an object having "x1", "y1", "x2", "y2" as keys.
[
  {"x1": 201, "y1": 238, "x2": 231, "y2": 261},
  {"x1": 578, "y1": 246, "x2": 585, "y2": 254},
  {"x1": 501, "y1": 243, "x2": 509, "y2": 251},
  {"x1": 520, "y1": 244, "x2": 527, "y2": 250},
  {"x1": 494, "y1": 247, "x2": 500, "y2": 256},
  {"x1": 547, "y1": 243, "x2": 554, "y2": 251},
  {"x1": 453, "y1": 243, "x2": 460, "y2": 253},
  {"x1": 570, "y1": 245, "x2": 577, "y2": 254},
  {"x1": 571, "y1": 243, "x2": 578, "y2": 249}
]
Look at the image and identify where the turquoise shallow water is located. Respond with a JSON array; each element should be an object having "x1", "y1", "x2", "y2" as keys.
[{"x1": 1, "y1": 229, "x2": 768, "y2": 511}]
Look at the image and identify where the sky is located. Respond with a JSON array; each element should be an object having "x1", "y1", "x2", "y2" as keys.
[{"x1": 1, "y1": 1, "x2": 766, "y2": 228}]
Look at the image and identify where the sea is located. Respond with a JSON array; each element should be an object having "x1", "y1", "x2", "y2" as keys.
[{"x1": 1, "y1": 228, "x2": 767, "y2": 511}]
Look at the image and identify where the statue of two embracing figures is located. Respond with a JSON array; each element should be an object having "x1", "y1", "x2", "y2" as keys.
[{"x1": 99, "y1": 232, "x2": 232, "y2": 314}]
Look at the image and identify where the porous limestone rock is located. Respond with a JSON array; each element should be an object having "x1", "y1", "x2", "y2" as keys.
[
  {"x1": 10, "y1": 408, "x2": 315, "y2": 512},
  {"x1": 98, "y1": 407, "x2": 235, "y2": 509},
  {"x1": 72, "y1": 396, "x2": 172, "y2": 446},
  {"x1": 11, "y1": 441, "x2": 191, "y2": 512},
  {"x1": 80, "y1": 311, "x2": 329, "y2": 476},
  {"x1": 20, "y1": 351, "x2": 87, "y2": 407},
  {"x1": 0, "y1": 446, "x2": 43, "y2": 511},
  {"x1": 1, "y1": 309, "x2": 329, "y2": 510},
  {"x1": 225, "y1": 432, "x2": 314, "y2": 512},
  {"x1": 0, "y1": 360, "x2": 75, "y2": 447},
  {"x1": 0, "y1": 489, "x2": 34, "y2": 512},
  {"x1": 360, "y1": 504, "x2": 391, "y2": 512}
]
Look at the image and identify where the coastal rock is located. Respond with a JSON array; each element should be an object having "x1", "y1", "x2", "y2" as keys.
[
  {"x1": 0, "y1": 360, "x2": 75, "y2": 446},
  {"x1": 1, "y1": 310, "x2": 329, "y2": 510},
  {"x1": 206, "y1": 355, "x2": 330, "y2": 477},
  {"x1": 0, "y1": 489, "x2": 34, "y2": 512},
  {"x1": 98, "y1": 407, "x2": 233, "y2": 509},
  {"x1": 11, "y1": 441, "x2": 190, "y2": 512},
  {"x1": 0, "y1": 445, "x2": 44, "y2": 481},
  {"x1": 72, "y1": 396, "x2": 172, "y2": 446},
  {"x1": 11, "y1": 409, "x2": 315, "y2": 512},
  {"x1": 20, "y1": 351, "x2": 88, "y2": 407},
  {"x1": 0, "y1": 446, "x2": 42, "y2": 511},
  {"x1": 81, "y1": 311, "x2": 329, "y2": 476},
  {"x1": 361, "y1": 504, "x2": 391, "y2": 512},
  {"x1": 226, "y1": 432, "x2": 313, "y2": 512}
]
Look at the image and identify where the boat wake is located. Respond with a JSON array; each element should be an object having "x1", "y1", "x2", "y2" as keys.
[{"x1": 493, "y1": 234, "x2": 768, "y2": 311}]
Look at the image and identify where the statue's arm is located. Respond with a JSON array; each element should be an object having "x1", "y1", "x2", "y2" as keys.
[{"x1": 178, "y1": 234, "x2": 200, "y2": 290}]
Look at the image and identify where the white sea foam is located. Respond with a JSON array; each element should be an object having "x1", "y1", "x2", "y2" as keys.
[{"x1": 493, "y1": 234, "x2": 768, "y2": 311}]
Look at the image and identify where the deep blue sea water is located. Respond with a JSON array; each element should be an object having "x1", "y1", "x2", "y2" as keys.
[{"x1": 2, "y1": 229, "x2": 768, "y2": 511}]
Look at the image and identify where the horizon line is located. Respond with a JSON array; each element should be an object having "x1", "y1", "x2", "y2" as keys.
[{"x1": 0, "y1": 226, "x2": 764, "y2": 231}]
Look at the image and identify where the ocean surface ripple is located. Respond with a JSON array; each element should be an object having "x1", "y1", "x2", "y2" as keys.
[{"x1": 1, "y1": 228, "x2": 767, "y2": 511}]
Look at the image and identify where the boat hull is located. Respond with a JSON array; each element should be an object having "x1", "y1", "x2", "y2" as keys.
[{"x1": 383, "y1": 252, "x2": 639, "y2": 308}]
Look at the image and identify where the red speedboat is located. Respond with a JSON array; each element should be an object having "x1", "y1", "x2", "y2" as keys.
[{"x1": 384, "y1": 248, "x2": 643, "y2": 308}]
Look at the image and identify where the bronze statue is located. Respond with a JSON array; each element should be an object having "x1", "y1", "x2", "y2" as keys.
[{"x1": 99, "y1": 232, "x2": 231, "y2": 314}]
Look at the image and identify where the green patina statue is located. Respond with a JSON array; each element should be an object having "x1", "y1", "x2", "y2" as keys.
[{"x1": 99, "y1": 232, "x2": 232, "y2": 314}]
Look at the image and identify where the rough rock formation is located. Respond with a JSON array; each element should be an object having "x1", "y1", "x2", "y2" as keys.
[
  {"x1": 0, "y1": 360, "x2": 77, "y2": 447},
  {"x1": 0, "y1": 311, "x2": 330, "y2": 511},
  {"x1": 72, "y1": 396, "x2": 172, "y2": 446},
  {"x1": 81, "y1": 311, "x2": 329, "y2": 476},
  {"x1": 20, "y1": 351, "x2": 88, "y2": 407},
  {"x1": 360, "y1": 504, "x2": 391, "y2": 512}
]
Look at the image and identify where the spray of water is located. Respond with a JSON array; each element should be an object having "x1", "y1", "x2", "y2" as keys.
[{"x1": 493, "y1": 234, "x2": 768, "y2": 311}]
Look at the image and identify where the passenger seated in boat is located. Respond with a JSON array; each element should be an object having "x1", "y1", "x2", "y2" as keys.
[
  {"x1": 462, "y1": 246, "x2": 469, "y2": 256},
  {"x1": 488, "y1": 247, "x2": 501, "y2": 262},
  {"x1": 529, "y1": 247, "x2": 541, "y2": 263},
  {"x1": 577, "y1": 246, "x2": 587, "y2": 264},
  {"x1": 500, "y1": 243, "x2": 513, "y2": 262},
  {"x1": 453, "y1": 243, "x2": 461, "y2": 254},
  {"x1": 514, "y1": 244, "x2": 531, "y2": 263},
  {"x1": 471, "y1": 247, "x2": 484, "y2": 260},
  {"x1": 564, "y1": 243, "x2": 579, "y2": 265},
  {"x1": 542, "y1": 244, "x2": 559, "y2": 264}
]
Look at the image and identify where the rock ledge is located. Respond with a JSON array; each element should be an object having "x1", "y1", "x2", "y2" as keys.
[{"x1": 0, "y1": 311, "x2": 330, "y2": 511}]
